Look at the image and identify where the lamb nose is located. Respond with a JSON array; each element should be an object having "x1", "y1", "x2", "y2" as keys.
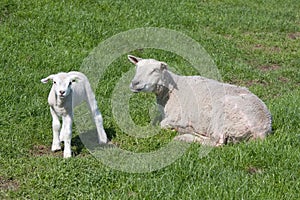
[{"x1": 59, "y1": 90, "x2": 65, "y2": 95}]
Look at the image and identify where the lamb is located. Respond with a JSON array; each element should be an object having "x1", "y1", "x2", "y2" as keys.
[
  {"x1": 128, "y1": 55, "x2": 272, "y2": 146},
  {"x1": 41, "y1": 71, "x2": 107, "y2": 158}
]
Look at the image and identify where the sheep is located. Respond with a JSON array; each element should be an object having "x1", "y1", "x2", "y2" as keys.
[
  {"x1": 128, "y1": 55, "x2": 272, "y2": 146},
  {"x1": 41, "y1": 71, "x2": 107, "y2": 158}
]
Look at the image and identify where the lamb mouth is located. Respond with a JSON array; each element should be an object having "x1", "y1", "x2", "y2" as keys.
[{"x1": 58, "y1": 94, "x2": 66, "y2": 98}]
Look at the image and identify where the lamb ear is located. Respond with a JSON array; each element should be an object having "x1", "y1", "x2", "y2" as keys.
[
  {"x1": 69, "y1": 75, "x2": 81, "y2": 83},
  {"x1": 41, "y1": 75, "x2": 55, "y2": 83},
  {"x1": 160, "y1": 62, "x2": 168, "y2": 70},
  {"x1": 128, "y1": 55, "x2": 142, "y2": 65}
]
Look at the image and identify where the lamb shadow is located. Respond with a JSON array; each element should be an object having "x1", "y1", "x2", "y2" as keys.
[{"x1": 72, "y1": 128, "x2": 116, "y2": 156}]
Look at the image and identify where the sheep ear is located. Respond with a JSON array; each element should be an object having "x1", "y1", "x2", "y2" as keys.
[
  {"x1": 69, "y1": 75, "x2": 80, "y2": 83},
  {"x1": 160, "y1": 62, "x2": 168, "y2": 71},
  {"x1": 41, "y1": 75, "x2": 55, "y2": 83},
  {"x1": 128, "y1": 55, "x2": 142, "y2": 65}
]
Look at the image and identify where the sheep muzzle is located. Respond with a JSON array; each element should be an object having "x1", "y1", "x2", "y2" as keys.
[{"x1": 130, "y1": 81, "x2": 143, "y2": 93}]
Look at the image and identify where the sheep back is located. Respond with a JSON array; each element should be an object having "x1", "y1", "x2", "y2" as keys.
[{"x1": 160, "y1": 74, "x2": 272, "y2": 144}]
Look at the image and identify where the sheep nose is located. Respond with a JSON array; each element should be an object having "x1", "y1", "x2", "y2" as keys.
[{"x1": 59, "y1": 90, "x2": 65, "y2": 95}]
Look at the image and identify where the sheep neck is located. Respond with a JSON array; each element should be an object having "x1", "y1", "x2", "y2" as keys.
[
  {"x1": 155, "y1": 86, "x2": 170, "y2": 107},
  {"x1": 155, "y1": 70, "x2": 178, "y2": 107}
]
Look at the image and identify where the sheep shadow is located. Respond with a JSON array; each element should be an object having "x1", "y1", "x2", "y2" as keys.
[{"x1": 72, "y1": 128, "x2": 116, "y2": 156}]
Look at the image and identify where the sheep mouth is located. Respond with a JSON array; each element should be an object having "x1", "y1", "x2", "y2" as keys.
[
  {"x1": 130, "y1": 88, "x2": 143, "y2": 93},
  {"x1": 130, "y1": 84, "x2": 156, "y2": 93},
  {"x1": 130, "y1": 83, "x2": 145, "y2": 93}
]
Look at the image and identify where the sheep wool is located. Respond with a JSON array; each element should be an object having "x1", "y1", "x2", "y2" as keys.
[
  {"x1": 128, "y1": 55, "x2": 272, "y2": 146},
  {"x1": 41, "y1": 71, "x2": 107, "y2": 158}
]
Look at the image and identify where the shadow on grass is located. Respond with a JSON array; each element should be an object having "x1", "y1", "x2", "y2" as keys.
[{"x1": 74, "y1": 128, "x2": 116, "y2": 156}]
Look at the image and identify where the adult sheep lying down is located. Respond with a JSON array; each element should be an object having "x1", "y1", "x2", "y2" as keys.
[{"x1": 128, "y1": 55, "x2": 272, "y2": 146}]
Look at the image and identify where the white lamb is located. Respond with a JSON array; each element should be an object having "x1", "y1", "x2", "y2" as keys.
[
  {"x1": 41, "y1": 71, "x2": 107, "y2": 158},
  {"x1": 128, "y1": 55, "x2": 272, "y2": 146}
]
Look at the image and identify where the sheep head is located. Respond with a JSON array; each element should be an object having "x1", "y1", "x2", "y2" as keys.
[
  {"x1": 128, "y1": 55, "x2": 167, "y2": 93},
  {"x1": 41, "y1": 72, "x2": 79, "y2": 98}
]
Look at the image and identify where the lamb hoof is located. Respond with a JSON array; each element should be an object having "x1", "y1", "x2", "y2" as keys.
[
  {"x1": 51, "y1": 144, "x2": 61, "y2": 152},
  {"x1": 98, "y1": 138, "x2": 108, "y2": 144},
  {"x1": 63, "y1": 151, "x2": 72, "y2": 158}
]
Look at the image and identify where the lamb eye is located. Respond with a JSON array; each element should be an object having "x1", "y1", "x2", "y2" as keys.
[{"x1": 53, "y1": 81, "x2": 56, "y2": 84}]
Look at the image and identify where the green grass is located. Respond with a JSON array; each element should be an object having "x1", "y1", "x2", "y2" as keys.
[{"x1": 1, "y1": 0, "x2": 300, "y2": 199}]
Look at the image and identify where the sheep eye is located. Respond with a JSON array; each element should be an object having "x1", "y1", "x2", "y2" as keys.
[
  {"x1": 53, "y1": 81, "x2": 56, "y2": 84},
  {"x1": 150, "y1": 68, "x2": 160, "y2": 74}
]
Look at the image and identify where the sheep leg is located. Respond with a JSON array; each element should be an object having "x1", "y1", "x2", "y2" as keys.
[
  {"x1": 93, "y1": 109, "x2": 107, "y2": 143},
  {"x1": 50, "y1": 107, "x2": 61, "y2": 151},
  {"x1": 61, "y1": 115, "x2": 73, "y2": 158},
  {"x1": 174, "y1": 134, "x2": 195, "y2": 142},
  {"x1": 209, "y1": 102, "x2": 228, "y2": 146},
  {"x1": 214, "y1": 134, "x2": 226, "y2": 146},
  {"x1": 88, "y1": 97, "x2": 108, "y2": 144},
  {"x1": 174, "y1": 133, "x2": 212, "y2": 145}
]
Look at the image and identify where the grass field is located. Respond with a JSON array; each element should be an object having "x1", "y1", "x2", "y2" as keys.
[{"x1": 1, "y1": 0, "x2": 300, "y2": 199}]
